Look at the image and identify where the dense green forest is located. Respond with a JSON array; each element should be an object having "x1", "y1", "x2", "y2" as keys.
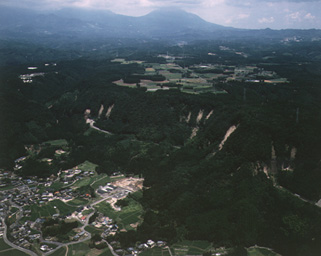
[{"x1": 1, "y1": 38, "x2": 321, "y2": 255}]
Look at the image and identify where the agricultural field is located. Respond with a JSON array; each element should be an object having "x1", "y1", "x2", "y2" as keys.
[
  {"x1": 42, "y1": 139, "x2": 68, "y2": 147},
  {"x1": 139, "y1": 247, "x2": 171, "y2": 256},
  {"x1": 77, "y1": 161, "x2": 98, "y2": 173},
  {"x1": 48, "y1": 246, "x2": 67, "y2": 256},
  {"x1": 67, "y1": 198, "x2": 89, "y2": 207},
  {"x1": 66, "y1": 241, "x2": 113, "y2": 256},
  {"x1": 171, "y1": 240, "x2": 214, "y2": 256},
  {"x1": 93, "y1": 192, "x2": 143, "y2": 231},
  {"x1": 23, "y1": 199, "x2": 78, "y2": 221},
  {"x1": 0, "y1": 248, "x2": 29, "y2": 256},
  {"x1": 0, "y1": 239, "x2": 11, "y2": 250},
  {"x1": 113, "y1": 60, "x2": 228, "y2": 94},
  {"x1": 91, "y1": 175, "x2": 111, "y2": 190},
  {"x1": 247, "y1": 247, "x2": 281, "y2": 256}
]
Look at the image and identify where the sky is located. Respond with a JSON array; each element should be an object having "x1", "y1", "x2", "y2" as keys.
[{"x1": 2, "y1": 0, "x2": 321, "y2": 29}]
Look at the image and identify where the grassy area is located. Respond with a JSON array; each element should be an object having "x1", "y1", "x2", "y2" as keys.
[
  {"x1": 91, "y1": 175, "x2": 111, "y2": 190},
  {"x1": 67, "y1": 198, "x2": 89, "y2": 207},
  {"x1": 139, "y1": 247, "x2": 171, "y2": 256},
  {"x1": 43, "y1": 139, "x2": 68, "y2": 146},
  {"x1": 118, "y1": 197, "x2": 143, "y2": 230},
  {"x1": 171, "y1": 240, "x2": 213, "y2": 256},
  {"x1": 48, "y1": 246, "x2": 67, "y2": 256},
  {"x1": 97, "y1": 248, "x2": 114, "y2": 256},
  {"x1": 247, "y1": 247, "x2": 280, "y2": 256},
  {"x1": 94, "y1": 193, "x2": 143, "y2": 231},
  {"x1": 0, "y1": 239, "x2": 11, "y2": 250},
  {"x1": 0, "y1": 249, "x2": 29, "y2": 256},
  {"x1": 50, "y1": 181, "x2": 66, "y2": 191},
  {"x1": 110, "y1": 175, "x2": 125, "y2": 182},
  {"x1": 85, "y1": 225, "x2": 102, "y2": 235},
  {"x1": 82, "y1": 209, "x2": 94, "y2": 215},
  {"x1": 72, "y1": 174, "x2": 104, "y2": 189},
  {"x1": 77, "y1": 161, "x2": 98, "y2": 172},
  {"x1": 94, "y1": 202, "x2": 117, "y2": 219},
  {"x1": 24, "y1": 200, "x2": 78, "y2": 221},
  {"x1": 67, "y1": 242, "x2": 90, "y2": 256},
  {"x1": 66, "y1": 241, "x2": 112, "y2": 256}
]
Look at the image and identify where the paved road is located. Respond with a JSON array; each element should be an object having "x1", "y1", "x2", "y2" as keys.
[
  {"x1": 1, "y1": 218, "x2": 38, "y2": 256},
  {"x1": 166, "y1": 246, "x2": 173, "y2": 256},
  {"x1": 44, "y1": 212, "x2": 95, "y2": 255},
  {"x1": 106, "y1": 241, "x2": 119, "y2": 256},
  {"x1": 4, "y1": 176, "x2": 118, "y2": 256}
]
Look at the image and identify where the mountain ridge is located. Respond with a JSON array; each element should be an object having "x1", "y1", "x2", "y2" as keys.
[{"x1": 0, "y1": 5, "x2": 321, "y2": 43}]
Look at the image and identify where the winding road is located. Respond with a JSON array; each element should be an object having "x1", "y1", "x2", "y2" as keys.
[{"x1": 1, "y1": 218, "x2": 38, "y2": 256}]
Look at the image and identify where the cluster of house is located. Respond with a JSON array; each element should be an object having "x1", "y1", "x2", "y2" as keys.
[
  {"x1": 91, "y1": 213, "x2": 118, "y2": 237},
  {"x1": 9, "y1": 220, "x2": 40, "y2": 249},
  {"x1": 114, "y1": 240, "x2": 167, "y2": 256},
  {"x1": 70, "y1": 205, "x2": 92, "y2": 223},
  {"x1": 19, "y1": 73, "x2": 45, "y2": 83},
  {"x1": 61, "y1": 168, "x2": 95, "y2": 185},
  {"x1": 7, "y1": 182, "x2": 76, "y2": 206}
]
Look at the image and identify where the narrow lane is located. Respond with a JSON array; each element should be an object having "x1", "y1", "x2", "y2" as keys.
[{"x1": 1, "y1": 218, "x2": 38, "y2": 256}]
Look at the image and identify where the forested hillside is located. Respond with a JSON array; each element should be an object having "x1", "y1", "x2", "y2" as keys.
[{"x1": 1, "y1": 38, "x2": 321, "y2": 255}]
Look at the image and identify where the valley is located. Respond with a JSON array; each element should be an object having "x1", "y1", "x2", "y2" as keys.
[{"x1": 1, "y1": 7, "x2": 321, "y2": 255}]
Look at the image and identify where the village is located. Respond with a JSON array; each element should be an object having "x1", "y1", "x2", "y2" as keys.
[{"x1": 0, "y1": 154, "x2": 159, "y2": 256}]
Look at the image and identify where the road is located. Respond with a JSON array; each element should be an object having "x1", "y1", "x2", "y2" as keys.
[
  {"x1": 1, "y1": 218, "x2": 38, "y2": 256},
  {"x1": 43, "y1": 211, "x2": 95, "y2": 256},
  {"x1": 166, "y1": 246, "x2": 173, "y2": 256},
  {"x1": 3, "y1": 178, "x2": 119, "y2": 256},
  {"x1": 106, "y1": 241, "x2": 119, "y2": 256}
]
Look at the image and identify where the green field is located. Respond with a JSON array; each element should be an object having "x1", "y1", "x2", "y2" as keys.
[
  {"x1": 94, "y1": 202, "x2": 118, "y2": 219},
  {"x1": 247, "y1": 247, "x2": 280, "y2": 256},
  {"x1": 171, "y1": 240, "x2": 213, "y2": 256},
  {"x1": 140, "y1": 247, "x2": 171, "y2": 256},
  {"x1": 94, "y1": 192, "x2": 144, "y2": 231},
  {"x1": 0, "y1": 239, "x2": 11, "y2": 250},
  {"x1": 66, "y1": 241, "x2": 112, "y2": 256},
  {"x1": 50, "y1": 181, "x2": 66, "y2": 191},
  {"x1": 85, "y1": 225, "x2": 102, "y2": 235},
  {"x1": 48, "y1": 246, "x2": 67, "y2": 256},
  {"x1": 67, "y1": 242, "x2": 90, "y2": 256},
  {"x1": 24, "y1": 200, "x2": 78, "y2": 221},
  {"x1": 67, "y1": 198, "x2": 89, "y2": 207},
  {"x1": 77, "y1": 161, "x2": 98, "y2": 172},
  {"x1": 71, "y1": 174, "x2": 104, "y2": 189},
  {"x1": 42, "y1": 139, "x2": 68, "y2": 146},
  {"x1": 91, "y1": 175, "x2": 111, "y2": 190},
  {"x1": 0, "y1": 249, "x2": 29, "y2": 256}
]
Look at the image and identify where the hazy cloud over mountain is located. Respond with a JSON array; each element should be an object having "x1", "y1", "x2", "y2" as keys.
[{"x1": 1, "y1": 0, "x2": 321, "y2": 29}]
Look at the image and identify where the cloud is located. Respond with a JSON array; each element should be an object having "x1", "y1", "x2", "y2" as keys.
[
  {"x1": 287, "y1": 11, "x2": 301, "y2": 20},
  {"x1": 238, "y1": 13, "x2": 250, "y2": 19},
  {"x1": 304, "y1": 13, "x2": 315, "y2": 19},
  {"x1": 258, "y1": 17, "x2": 275, "y2": 23},
  {"x1": 148, "y1": 0, "x2": 203, "y2": 5}
]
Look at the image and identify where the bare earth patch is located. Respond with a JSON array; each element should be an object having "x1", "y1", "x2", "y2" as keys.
[{"x1": 219, "y1": 125, "x2": 239, "y2": 150}]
